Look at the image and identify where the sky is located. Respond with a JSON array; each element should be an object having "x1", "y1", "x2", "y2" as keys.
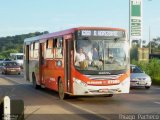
[{"x1": 0, "y1": 0, "x2": 159, "y2": 43}]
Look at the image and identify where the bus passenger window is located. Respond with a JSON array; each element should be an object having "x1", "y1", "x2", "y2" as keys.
[
  {"x1": 46, "y1": 39, "x2": 54, "y2": 58},
  {"x1": 30, "y1": 44, "x2": 34, "y2": 58},
  {"x1": 55, "y1": 38, "x2": 63, "y2": 58}
]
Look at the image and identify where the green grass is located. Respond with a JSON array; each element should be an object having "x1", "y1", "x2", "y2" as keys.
[{"x1": 152, "y1": 79, "x2": 160, "y2": 85}]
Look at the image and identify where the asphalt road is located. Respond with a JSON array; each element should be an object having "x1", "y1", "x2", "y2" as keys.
[{"x1": 0, "y1": 74, "x2": 160, "y2": 120}]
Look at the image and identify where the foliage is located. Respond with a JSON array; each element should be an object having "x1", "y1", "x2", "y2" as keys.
[
  {"x1": 0, "y1": 31, "x2": 49, "y2": 58},
  {"x1": 131, "y1": 59, "x2": 160, "y2": 85},
  {"x1": 148, "y1": 37, "x2": 160, "y2": 53},
  {"x1": 130, "y1": 46, "x2": 138, "y2": 61},
  {"x1": 0, "y1": 55, "x2": 4, "y2": 59},
  {"x1": 0, "y1": 49, "x2": 19, "y2": 58}
]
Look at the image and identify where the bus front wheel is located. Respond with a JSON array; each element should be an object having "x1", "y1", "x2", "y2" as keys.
[
  {"x1": 108, "y1": 94, "x2": 113, "y2": 97},
  {"x1": 104, "y1": 94, "x2": 113, "y2": 97}
]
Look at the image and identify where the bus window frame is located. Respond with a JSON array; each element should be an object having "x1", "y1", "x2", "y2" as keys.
[
  {"x1": 54, "y1": 37, "x2": 63, "y2": 59},
  {"x1": 33, "y1": 42, "x2": 39, "y2": 59},
  {"x1": 45, "y1": 38, "x2": 54, "y2": 59}
]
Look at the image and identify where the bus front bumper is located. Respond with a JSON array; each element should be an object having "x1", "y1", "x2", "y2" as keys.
[{"x1": 73, "y1": 78, "x2": 130, "y2": 95}]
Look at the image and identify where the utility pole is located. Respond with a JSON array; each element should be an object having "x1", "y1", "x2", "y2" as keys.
[
  {"x1": 149, "y1": 26, "x2": 151, "y2": 54},
  {"x1": 148, "y1": 0, "x2": 153, "y2": 54}
]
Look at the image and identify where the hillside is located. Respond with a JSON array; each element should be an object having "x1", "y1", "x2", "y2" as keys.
[{"x1": 0, "y1": 31, "x2": 48, "y2": 58}]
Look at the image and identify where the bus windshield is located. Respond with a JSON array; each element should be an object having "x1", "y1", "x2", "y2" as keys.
[{"x1": 74, "y1": 39, "x2": 129, "y2": 75}]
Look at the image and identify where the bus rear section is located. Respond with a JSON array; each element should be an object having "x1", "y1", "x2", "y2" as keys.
[{"x1": 24, "y1": 27, "x2": 130, "y2": 99}]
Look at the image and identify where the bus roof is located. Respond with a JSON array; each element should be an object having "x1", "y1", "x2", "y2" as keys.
[{"x1": 24, "y1": 27, "x2": 125, "y2": 45}]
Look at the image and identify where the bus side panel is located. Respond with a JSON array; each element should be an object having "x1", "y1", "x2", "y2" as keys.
[
  {"x1": 42, "y1": 41, "x2": 65, "y2": 91},
  {"x1": 43, "y1": 59, "x2": 56, "y2": 89},
  {"x1": 28, "y1": 59, "x2": 39, "y2": 83},
  {"x1": 43, "y1": 59, "x2": 65, "y2": 91}
]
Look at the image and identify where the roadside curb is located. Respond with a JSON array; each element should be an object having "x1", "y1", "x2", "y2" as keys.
[
  {"x1": 0, "y1": 75, "x2": 31, "y2": 85},
  {"x1": 0, "y1": 75, "x2": 19, "y2": 85}
]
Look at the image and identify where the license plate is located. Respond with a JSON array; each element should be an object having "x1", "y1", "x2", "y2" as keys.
[
  {"x1": 139, "y1": 81, "x2": 145, "y2": 85},
  {"x1": 11, "y1": 70, "x2": 16, "y2": 72},
  {"x1": 99, "y1": 89, "x2": 108, "y2": 93}
]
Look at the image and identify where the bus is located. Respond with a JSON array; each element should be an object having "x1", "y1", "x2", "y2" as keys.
[
  {"x1": 10, "y1": 53, "x2": 24, "y2": 67},
  {"x1": 24, "y1": 27, "x2": 130, "y2": 99}
]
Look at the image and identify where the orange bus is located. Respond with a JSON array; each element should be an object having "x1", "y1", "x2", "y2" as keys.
[{"x1": 24, "y1": 27, "x2": 130, "y2": 99}]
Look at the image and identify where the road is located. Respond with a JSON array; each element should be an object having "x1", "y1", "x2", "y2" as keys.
[{"x1": 0, "y1": 74, "x2": 160, "y2": 120}]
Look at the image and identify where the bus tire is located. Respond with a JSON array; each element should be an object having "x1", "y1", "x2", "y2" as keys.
[
  {"x1": 104, "y1": 94, "x2": 113, "y2": 97},
  {"x1": 108, "y1": 94, "x2": 113, "y2": 97},
  {"x1": 32, "y1": 73, "x2": 40, "y2": 89},
  {"x1": 58, "y1": 79, "x2": 67, "y2": 100}
]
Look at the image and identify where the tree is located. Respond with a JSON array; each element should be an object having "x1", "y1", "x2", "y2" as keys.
[
  {"x1": 130, "y1": 46, "x2": 138, "y2": 61},
  {"x1": 0, "y1": 49, "x2": 18, "y2": 58},
  {"x1": 148, "y1": 37, "x2": 160, "y2": 53},
  {"x1": 0, "y1": 31, "x2": 49, "y2": 53}
]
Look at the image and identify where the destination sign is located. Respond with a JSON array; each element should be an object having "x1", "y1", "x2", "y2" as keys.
[{"x1": 78, "y1": 30, "x2": 125, "y2": 37}]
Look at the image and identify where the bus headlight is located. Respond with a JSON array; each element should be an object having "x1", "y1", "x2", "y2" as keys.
[{"x1": 74, "y1": 78, "x2": 87, "y2": 87}]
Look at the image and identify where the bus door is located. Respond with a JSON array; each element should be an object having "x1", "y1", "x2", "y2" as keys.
[
  {"x1": 65, "y1": 39, "x2": 73, "y2": 93},
  {"x1": 39, "y1": 43, "x2": 45, "y2": 85}
]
